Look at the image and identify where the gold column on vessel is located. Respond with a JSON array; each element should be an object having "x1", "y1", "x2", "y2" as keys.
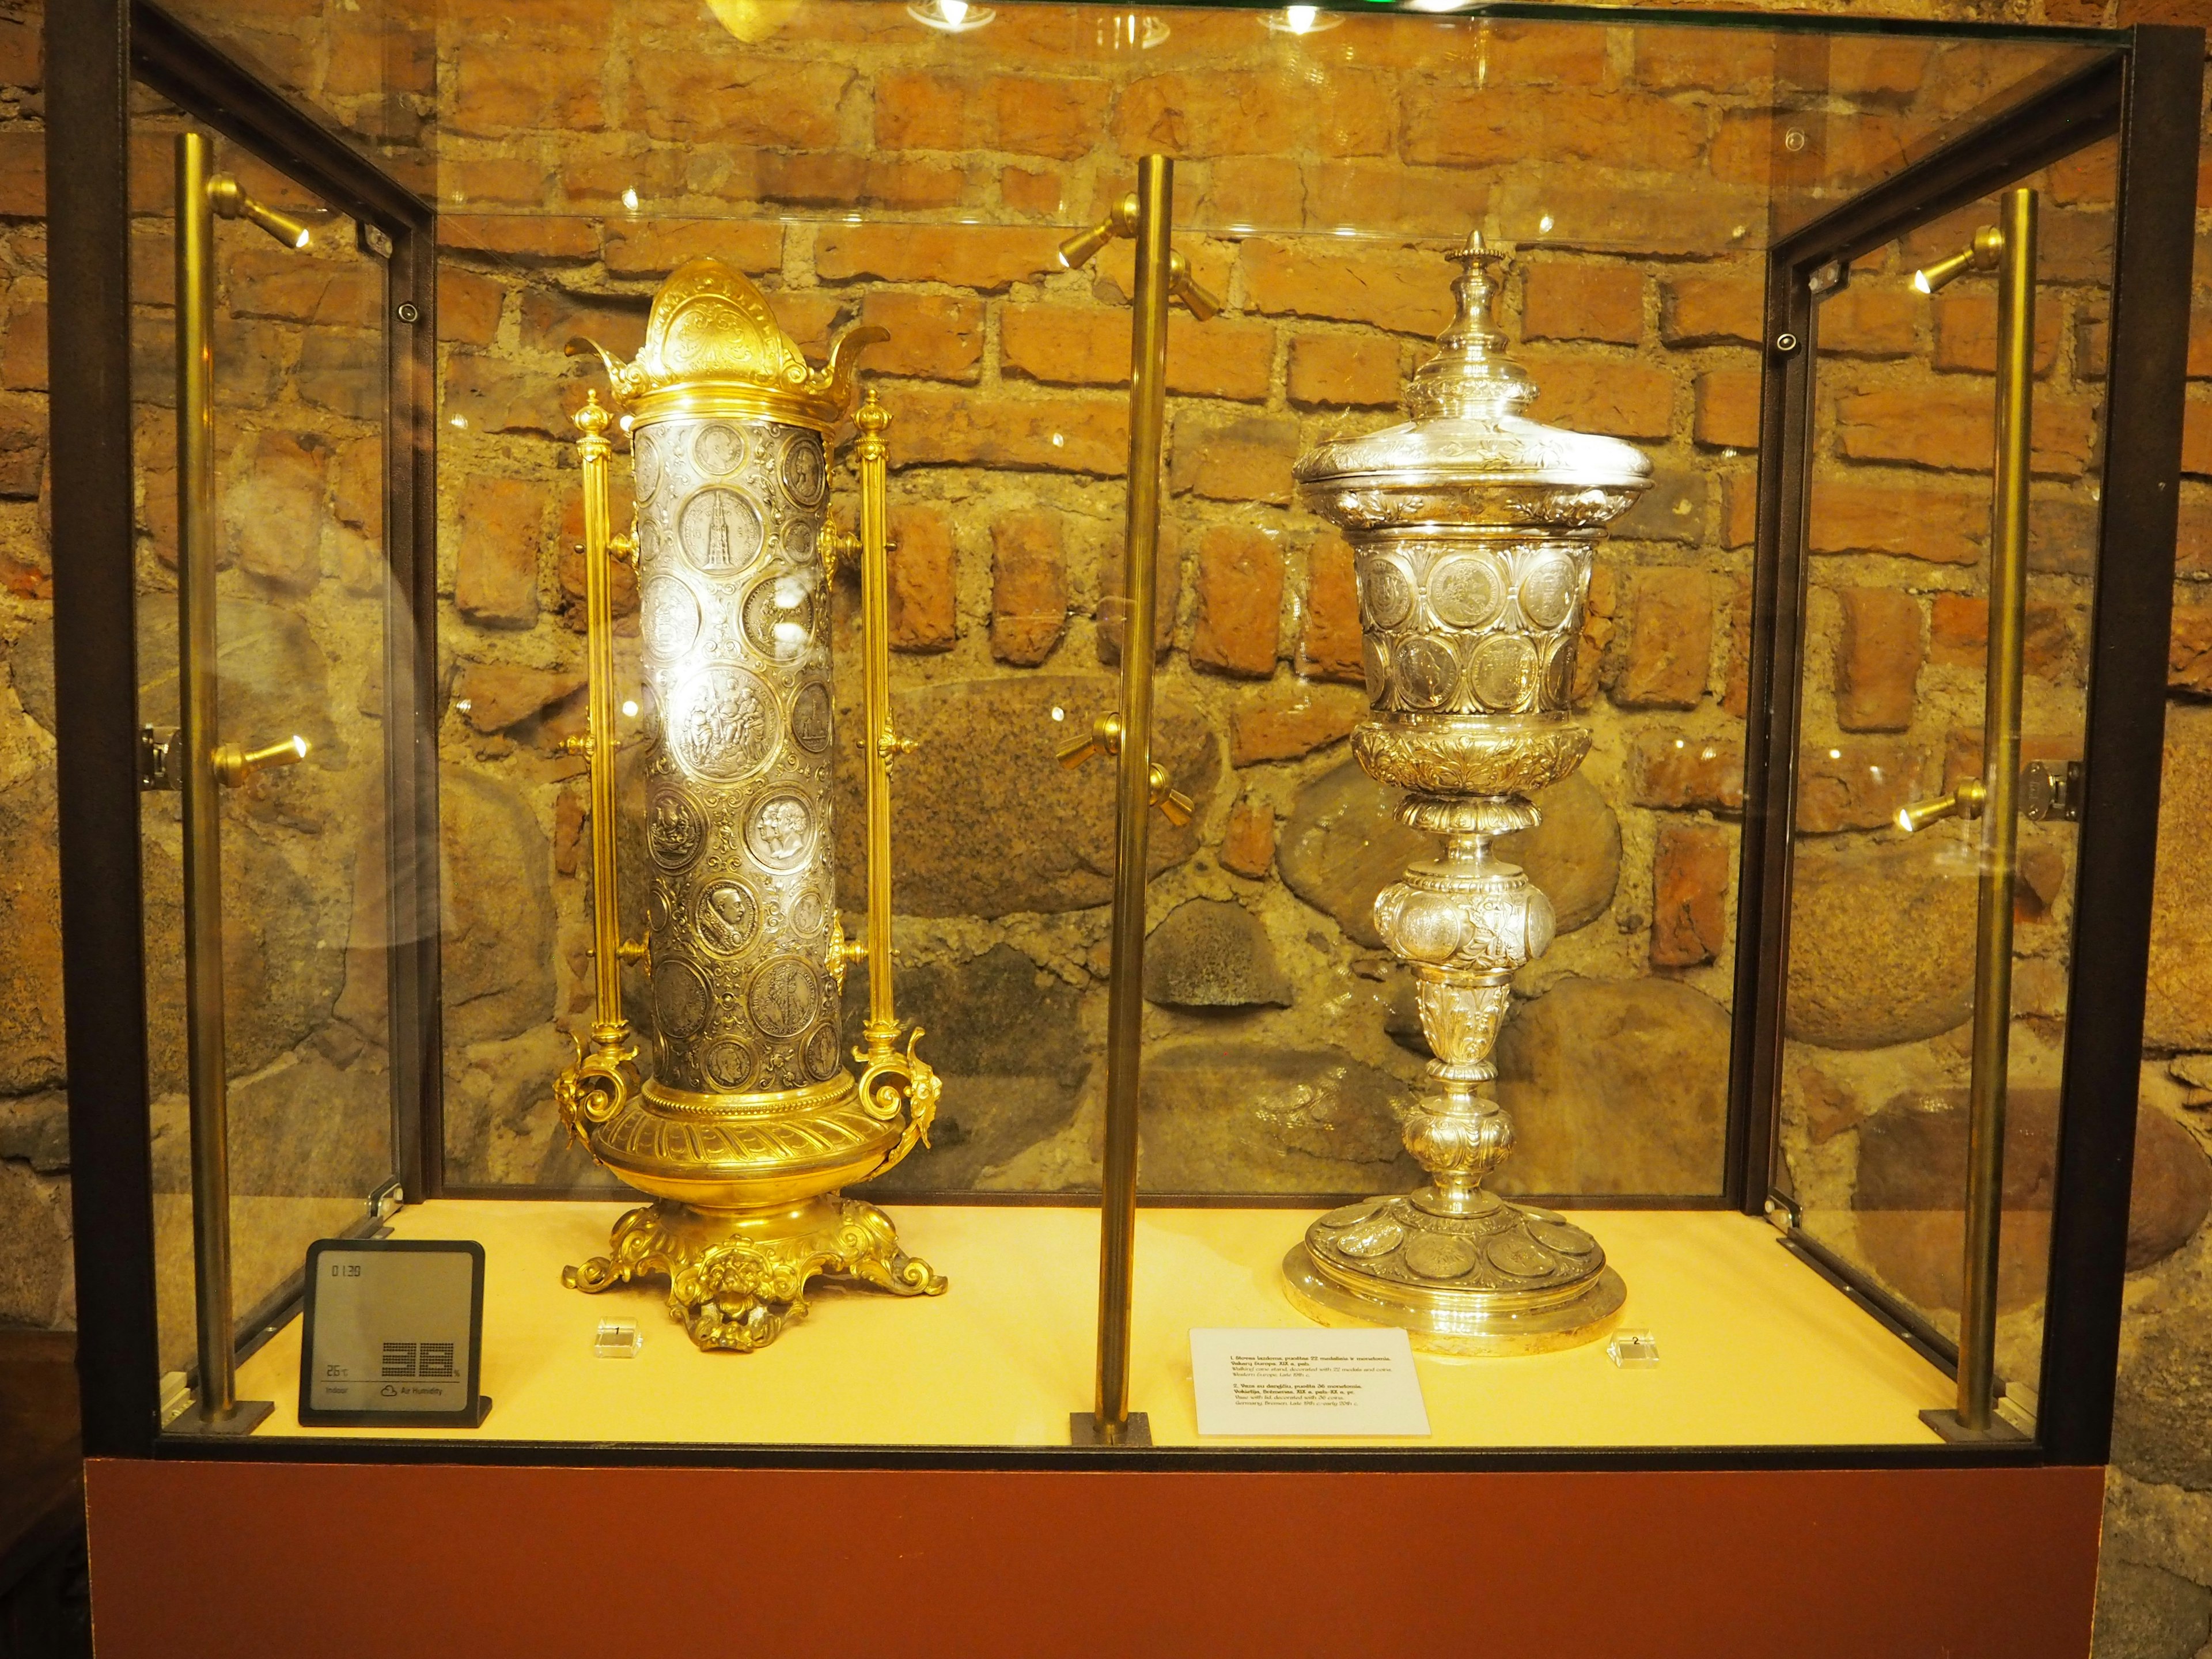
[
  {"x1": 1283, "y1": 235, "x2": 1649, "y2": 1354},
  {"x1": 554, "y1": 257, "x2": 944, "y2": 1352}
]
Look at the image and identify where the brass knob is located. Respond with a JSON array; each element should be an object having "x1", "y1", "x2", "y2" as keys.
[
  {"x1": 1896, "y1": 777, "x2": 1987, "y2": 833},
  {"x1": 819, "y1": 520, "x2": 860, "y2": 582},
  {"x1": 826, "y1": 915, "x2": 870, "y2": 993},
  {"x1": 877, "y1": 722, "x2": 918, "y2": 764},
  {"x1": 1148, "y1": 764, "x2": 1194, "y2": 828},
  {"x1": 214, "y1": 734, "x2": 309, "y2": 787},
  {"x1": 616, "y1": 938, "x2": 649, "y2": 967},
  {"x1": 1056, "y1": 712, "x2": 1123, "y2": 768}
]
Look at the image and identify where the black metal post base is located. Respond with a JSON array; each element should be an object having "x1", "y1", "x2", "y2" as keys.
[
  {"x1": 164, "y1": 1399, "x2": 274, "y2": 1437},
  {"x1": 1069, "y1": 1410, "x2": 1152, "y2": 1448},
  {"x1": 1919, "y1": 1406, "x2": 2029, "y2": 1444}
]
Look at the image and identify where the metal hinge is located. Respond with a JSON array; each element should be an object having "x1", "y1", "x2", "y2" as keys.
[
  {"x1": 1763, "y1": 1194, "x2": 1800, "y2": 1233},
  {"x1": 358, "y1": 221, "x2": 393, "y2": 260},
  {"x1": 2022, "y1": 760, "x2": 2083, "y2": 823},
  {"x1": 367, "y1": 1179, "x2": 404, "y2": 1221},
  {"x1": 138, "y1": 725, "x2": 180, "y2": 791}
]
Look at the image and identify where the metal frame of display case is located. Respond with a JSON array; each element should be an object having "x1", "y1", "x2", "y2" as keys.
[{"x1": 44, "y1": 0, "x2": 2203, "y2": 1473}]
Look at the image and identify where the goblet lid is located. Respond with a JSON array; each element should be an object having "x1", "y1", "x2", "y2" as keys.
[{"x1": 1293, "y1": 234, "x2": 1653, "y2": 532}]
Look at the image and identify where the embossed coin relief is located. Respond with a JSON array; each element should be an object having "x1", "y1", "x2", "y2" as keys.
[
  {"x1": 1361, "y1": 636, "x2": 1391, "y2": 705},
  {"x1": 641, "y1": 579, "x2": 702, "y2": 661},
  {"x1": 694, "y1": 880, "x2": 760, "y2": 955},
  {"x1": 744, "y1": 789, "x2": 816, "y2": 870},
  {"x1": 667, "y1": 664, "x2": 775, "y2": 781},
  {"x1": 743, "y1": 573, "x2": 819, "y2": 664},
  {"x1": 803, "y1": 1024, "x2": 840, "y2": 1082},
  {"x1": 748, "y1": 957, "x2": 821, "y2": 1040},
  {"x1": 789, "y1": 680, "x2": 832, "y2": 754},
  {"x1": 646, "y1": 787, "x2": 707, "y2": 871},
  {"x1": 1541, "y1": 634, "x2": 1575, "y2": 709},
  {"x1": 779, "y1": 515, "x2": 823, "y2": 563},
  {"x1": 679, "y1": 486, "x2": 766, "y2": 575},
  {"x1": 691, "y1": 421, "x2": 746, "y2": 477},
  {"x1": 654, "y1": 958, "x2": 713, "y2": 1040},
  {"x1": 1470, "y1": 632, "x2": 1537, "y2": 712},
  {"x1": 1517, "y1": 549, "x2": 1578, "y2": 631},
  {"x1": 634, "y1": 429, "x2": 662, "y2": 503},
  {"x1": 1427, "y1": 552, "x2": 1508, "y2": 631},
  {"x1": 1361, "y1": 559, "x2": 1416, "y2": 631},
  {"x1": 1396, "y1": 636, "x2": 1459, "y2": 710},
  {"x1": 780, "y1": 431, "x2": 827, "y2": 507},
  {"x1": 790, "y1": 888, "x2": 827, "y2": 938},
  {"x1": 703, "y1": 1038, "x2": 755, "y2": 1092}
]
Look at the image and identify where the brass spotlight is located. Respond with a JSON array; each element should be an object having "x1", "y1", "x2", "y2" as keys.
[
  {"x1": 1911, "y1": 225, "x2": 2005, "y2": 294},
  {"x1": 208, "y1": 175, "x2": 312, "y2": 249}
]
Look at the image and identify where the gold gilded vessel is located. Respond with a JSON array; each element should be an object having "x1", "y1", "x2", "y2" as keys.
[
  {"x1": 555, "y1": 258, "x2": 943, "y2": 1351},
  {"x1": 1282, "y1": 235, "x2": 1649, "y2": 1354}
]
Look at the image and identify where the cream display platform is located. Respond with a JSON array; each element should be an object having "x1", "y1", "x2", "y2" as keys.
[{"x1": 233, "y1": 1200, "x2": 1955, "y2": 1449}]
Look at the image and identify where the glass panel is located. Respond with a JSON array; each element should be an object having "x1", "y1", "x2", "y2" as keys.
[
  {"x1": 128, "y1": 107, "x2": 400, "y2": 1382},
  {"x1": 1777, "y1": 138, "x2": 2115, "y2": 1422}
]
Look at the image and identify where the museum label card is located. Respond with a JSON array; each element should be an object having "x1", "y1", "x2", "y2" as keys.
[
  {"x1": 1190, "y1": 1327, "x2": 1430, "y2": 1437},
  {"x1": 298, "y1": 1238, "x2": 490, "y2": 1428}
]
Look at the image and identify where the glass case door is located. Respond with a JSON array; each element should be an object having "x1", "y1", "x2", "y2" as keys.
[{"x1": 127, "y1": 107, "x2": 416, "y2": 1427}]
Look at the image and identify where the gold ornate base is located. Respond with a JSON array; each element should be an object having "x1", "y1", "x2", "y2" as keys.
[
  {"x1": 1283, "y1": 1191, "x2": 1625, "y2": 1356},
  {"x1": 563, "y1": 1193, "x2": 946, "y2": 1353}
]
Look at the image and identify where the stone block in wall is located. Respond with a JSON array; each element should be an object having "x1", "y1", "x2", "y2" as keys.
[
  {"x1": 1528, "y1": 357, "x2": 1675, "y2": 442},
  {"x1": 1402, "y1": 85, "x2": 1706, "y2": 173},
  {"x1": 225, "y1": 429, "x2": 328, "y2": 592},
  {"x1": 437, "y1": 266, "x2": 506, "y2": 346},
  {"x1": 2172, "y1": 605, "x2": 2212, "y2": 696},
  {"x1": 1143, "y1": 899, "x2": 1291, "y2": 1009},
  {"x1": 1808, "y1": 476, "x2": 1983, "y2": 564},
  {"x1": 1614, "y1": 567, "x2": 1714, "y2": 709},
  {"x1": 1239, "y1": 237, "x2": 1456, "y2": 336},
  {"x1": 887, "y1": 502, "x2": 956, "y2": 652},
  {"x1": 815, "y1": 224, "x2": 1064, "y2": 292},
  {"x1": 456, "y1": 475, "x2": 544, "y2": 629},
  {"x1": 1190, "y1": 524, "x2": 1283, "y2": 677},
  {"x1": 875, "y1": 71, "x2": 1110, "y2": 162},
  {"x1": 831, "y1": 675, "x2": 1221, "y2": 918},
  {"x1": 1612, "y1": 468, "x2": 1706, "y2": 544},
  {"x1": 2146, "y1": 728, "x2": 2212, "y2": 1050},
  {"x1": 449, "y1": 662, "x2": 586, "y2": 735},
  {"x1": 626, "y1": 52, "x2": 850, "y2": 146},
  {"x1": 1818, "y1": 287, "x2": 1918, "y2": 359},
  {"x1": 1296, "y1": 532, "x2": 1363, "y2": 685},
  {"x1": 1692, "y1": 368, "x2": 1760, "y2": 449},
  {"x1": 1287, "y1": 334, "x2": 1400, "y2": 409},
  {"x1": 297, "y1": 328, "x2": 385, "y2": 422},
  {"x1": 1834, "y1": 585, "x2": 1923, "y2": 732},
  {"x1": 1794, "y1": 738, "x2": 1929, "y2": 833},
  {"x1": 990, "y1": 510, "x2": 1066, "y2": 666},
  {"x1": 1662, "y1": 274, "x2": 1762, "y2": 348},
  {"x1": 1932, "y1": 293, "x2": 2062, "y2": 376},
  {"x1": 1928, "y1": 591, "x2": 2077, "y2": 682},
  {"x1": 857, "y1": 291, "x2": 984, "y2": 382},
  {"x1": 0, "y1": 129, "x2": 40, "y2": 218},
  {"x1": 437, "y1": 767, "x2": 555, "y2": 1047},
  {"x1": 1651, "y1": 823, "x2": 1729, "y2": 968},
  {"x1": 440, "y1": 215, "x2": 601, "y2": 262},
  {"x1": 1228, "y1": 680, "x2": 1365, "y2": 766},
  {"x1": 0, "y1": 771, "x2": 63, "y2": 1093},
  {"x1": 601, "y1": 219, "x2": 784, "y2": 279},
  {"x1": 518, "y1": 287, "x2": 649, "y2": 360},
  {"x1": 1836, "y1": 382, "x2": 2095, "y2": 476},
  {"x1": 1522, "y1": 263, "x2": 1643, "y2": 345},
  {"x1": 1493, "y1": 976, "x2": 1732, "y2": 1196},
  {"x1": 1785, "y1": 836, "x2": 1976, "y2": 1047},
  {"x1": 445, "y1": 354, "x2": 567, "y2": 438},
  {"x1": 0, "y1": 300, "x2": 41, "y2": 391}
]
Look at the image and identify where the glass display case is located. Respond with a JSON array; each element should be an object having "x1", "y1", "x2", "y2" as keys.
[{"x1": 46, "y1": 0, "x2": 2200, "y2": 1506}]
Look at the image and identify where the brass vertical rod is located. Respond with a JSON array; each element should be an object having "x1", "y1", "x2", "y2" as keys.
[
  {"x1": 1958, "y1": 185, "x2": 2037, "y2": 1431},
  {"x1": 573, "y1": 395, "x2": 625, "y2": 1043},
  {"x1": 854, "y1": 393, "x2": 900, "y2": 1046},
  {"x1": 176, "y1": 130, "x2": 237, "y2": 1423},
  {"x1": 1094, "y1": 154, "x2": 1173, "y2": 1445}
]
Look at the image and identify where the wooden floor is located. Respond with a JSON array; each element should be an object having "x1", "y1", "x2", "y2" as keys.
[{"x1": 228, "y1": 1199, "x2": 1957, "y2": 1449}]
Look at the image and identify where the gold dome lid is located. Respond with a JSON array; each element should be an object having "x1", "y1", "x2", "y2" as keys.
[
  {"x1": 567, "y1": 256, "x2": 883, "y2": 433},
  {"x1": 1294, "y1": 234, "x2": 1651, "y2": 532}
]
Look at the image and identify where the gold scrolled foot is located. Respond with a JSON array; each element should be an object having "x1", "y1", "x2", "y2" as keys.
[
  {"x1": 562, "y1": 1195, "x2": 946, "y2": 1354},
  {"x1": 1284, "y1": 1192, "x2": 1625, "y2": 1357}
]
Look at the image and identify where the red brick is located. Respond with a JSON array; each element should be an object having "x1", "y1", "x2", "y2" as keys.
[
  {"x1": 518, "y1": 288, "x2": 649, "y2": 360},
  {"x1": 451, "y1": 41, "x2": 605, "y2": 137},
  {"x1": 1302, "y1": 161, "x2": 1491, "y2": 240},
  {"x1": 1112, "y1": 72, "x2": 1309, "y2": 159},
  {"x1": 1297, "y1": 534, "x2": 1363, "y2": 686},
  {"x1": 331, "y1": 438, "x2": 381, "y2": 535},
  {"x1": 226, "y1": 248, "x2": 382, "y2": 327},
  {"x1": 1092, "y1": 239, "x2": 1236, "y2": 312},
  {"x1": 1795, "y1": 740, "x2": 1928, "y2": 833},
  {"x1": 769, "y1": 292, "x2": 846, "y2": 359},
  {"x1": 1635, "y1": 31, "x2": 1770, "y2": 93},
  {"x1": 437, "y1": 267, "x2": 506, "y2": 347},
  {"x1": 863, "y1": 158, "x2": 969, "y2": 211},
  {"x1": 1528, "y1": 359, "x2": 1675, "y2": 441},
  {"x1": 1288, "y1": 334, "x2": 1400, "y2": 408},
  {"x1": 438, "y1": 215, "x2": 600, "y2": 262},
  {"x1": 2050, "y1": 146, "x2": 2116, "y2": 207},
  {"x1": 2171, "y1": 605, "x2": 2212, "y2": 696},
  {"x1": 1190, "y1": 525, "x2": 1284, "y2": 679},
  {"x1": 601, "y1": 220, "x2": 783, "y2": 278},
  {"x1": 1097, "y1": 522, "x2": 1179, "y2": 664},
  {"x1": 1165, "y1": 319, "x2": 1274, "y2": 402},
  {"x1": 1228, "y1": 681, "x2": 1365, "y2": 765},
  {"x1": 1710, "y1": 112, "x2": 1907, "y2": 191},
  {"x1": 1615, "y1": 568, "x2": 1714, "y2": 709},
  {"x1": 1819, "y1": 288, "x2": 1918, "y2": 358},
  {"x1": 1721, "y1": 577, "x2": 1752, "y2": 719},
  {"x1": 0, "y1": 10, "x2": 39, "y2": 87},
  {"x1": 995, "y1": 75, "x2": 1115, "y2": 161},
  {"x1": 857, "y1": 291, "x2": 984, "y2": 382},
  {"x1": 1931, "y1": 295, "x2": 2062, "y2": 375},
  {"x1": 1522, "y1": 264, "x2": 1643, "y2": 345},
  {"x1": 1001, "y1": 168, "x2": 1067, "y2": 217},
  {"x1": 1170, "y1": 413, "x2": 1300, "y2": 504},
  {"x1": 1, "y1": 301, "x2": 43, "y2": 391},
  {"x1": 2188, "y1": 400, "x2": 2212, "y2": 479},
  {"x1": 1573, "y1": 563, "x2": 1616, "y2": 706},
  {"x1": 457, "y1": 475, "x2": 544, "y2": 628},
  {"x1": 1630, "y1": 729, "x2": 1745, "y2": 812},
  {"x1": 628, "y1": 53, "x2": 850, "y2": 146},
  {"x1": 1721, "y1": 474, "x2": 1759, "y2": 551},
  {"x1": 991, "y1": 511, "x2": 1066, "y2": 666},
  {"x1": 225, "y1": 430, "x2": 325, "y2": 591},
  {"x1": 1662, "y1": 274, "x2": 1762, "y2": 347},
  {"x1": 445, "y1": 355, "x2": 568, "y2": 437},
  {"x1": 1221, "y1": 798, "x2": 1277, "y2": 879},
  {"x1": 815, "y1": 224, "x2": 1063, "y2": 292},
  {"x1": 888, "y1": 385, "x2": 1127, "y2": 475},
  {"x1": 999, "y1": 306, "x2": 1269, "y2": 401},
  {"x1": 0, "y1": 132, "x2": 43, "y2": 217},
  {"x1": 1807, "y1": 478, "x2": 1983, "y2": 565},
  {"x1": 1927, "y1": 592, "x2": 2077, "y2": 680},
  {"x1": 1834, "y1": 586, "x2": 1922, "y2": 732},
  {"x1": 1694, "y1": 369, "x2": 1761, "y2": 449},
  {"x1": 1837, "y1": 384, "x2": 2096, "y2": 477},
  {"x1": 1403, "y1": 86, "x2": 1706, "y2": 173},
  {"x1": 450, "y1": 662, "x2": 588, "y2": 734},
  {"x1": 1652, "y1": 824, "x2": 1729, "y2": 968},
  {"x1": 874, "y1": 73, "x2": 1109, "y2": 162},
  {"x1": 446, "y1": 157, "x2": 552, "y2": 210},
  {"x1": 1240, "y1": 238, "x2": 1456, "y2": 336},
  {"x1": 554, "y1": 480, "x2": 638, "y2": 630},
  {"x1": 1200, "y1": 157, "x2": 1302, "y2": 229},
  {"x1": 887, "y1": 503, "x2": 956, "y2": 653}
]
